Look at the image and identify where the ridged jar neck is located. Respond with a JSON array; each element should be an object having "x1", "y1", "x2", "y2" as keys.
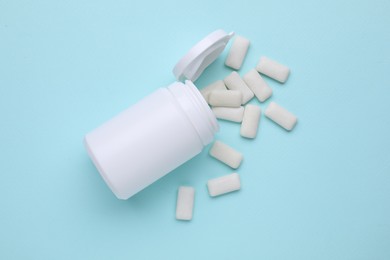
[{"x1": 167, "y1": 80, "x2": 219, "y2": 146}]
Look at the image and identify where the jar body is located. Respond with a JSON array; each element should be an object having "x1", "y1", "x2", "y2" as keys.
[{"x1": 85, "y1": 81, "x2": 217, "y2": 199}]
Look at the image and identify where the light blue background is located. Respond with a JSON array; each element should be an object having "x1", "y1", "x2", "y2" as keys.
[{"x1": 1, "y1": 0, "x2": 389, "y2": 259}]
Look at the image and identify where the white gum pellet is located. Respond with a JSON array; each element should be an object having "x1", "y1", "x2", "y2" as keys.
[
  {"x1": 207, "y1": 173, "x2": 241, "y2": 197},
  {"x1": 212, "y1": 106, "x2": 244, "y2": 123},
  {"x1": 265, "y1": 102, "x2": 297, "y2": 131},
  {"x1": 209, "y1": 140, "x2": 243, "y2": 169},
  {"x1": 243, "y1": 69, "x2": 272, "y2": 102},
  {"x1": 208, "y1": 90, "x2": 242, "y2": 108},
  {"x1": 224, "y1": 71, "x2": 254, "y2": 104},
  {"x1": 240, "y1": 104, "x2": 261, "y2": 139},
  {"x1": 200, "y1": 80, "x2": 227, "y2": 102},
  {"x1": 225, "y1": 36, "x2": 250, "y2": 70},
  {"x1": 175, "y1": 186, "x2": 195, "y2": 221},
  {"x1": 256, "y1": 56, "x2": 290, "y2": 83}
]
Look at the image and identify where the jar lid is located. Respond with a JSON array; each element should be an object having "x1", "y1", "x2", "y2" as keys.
[{"x1": 173, "y1": 29, "x2": 234, "y2": 82}]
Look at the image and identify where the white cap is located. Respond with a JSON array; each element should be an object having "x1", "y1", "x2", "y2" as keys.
[{"x1": 173, "y1": 29, "x2": 234, "y2": 82}]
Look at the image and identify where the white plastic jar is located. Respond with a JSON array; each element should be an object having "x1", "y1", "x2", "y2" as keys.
[
  {"x1": 85, "y1": 81, "x2": 218, "y2": 199},
  {"x1": 84, "y1": 29, "x2": 233, "y2": 199}
]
